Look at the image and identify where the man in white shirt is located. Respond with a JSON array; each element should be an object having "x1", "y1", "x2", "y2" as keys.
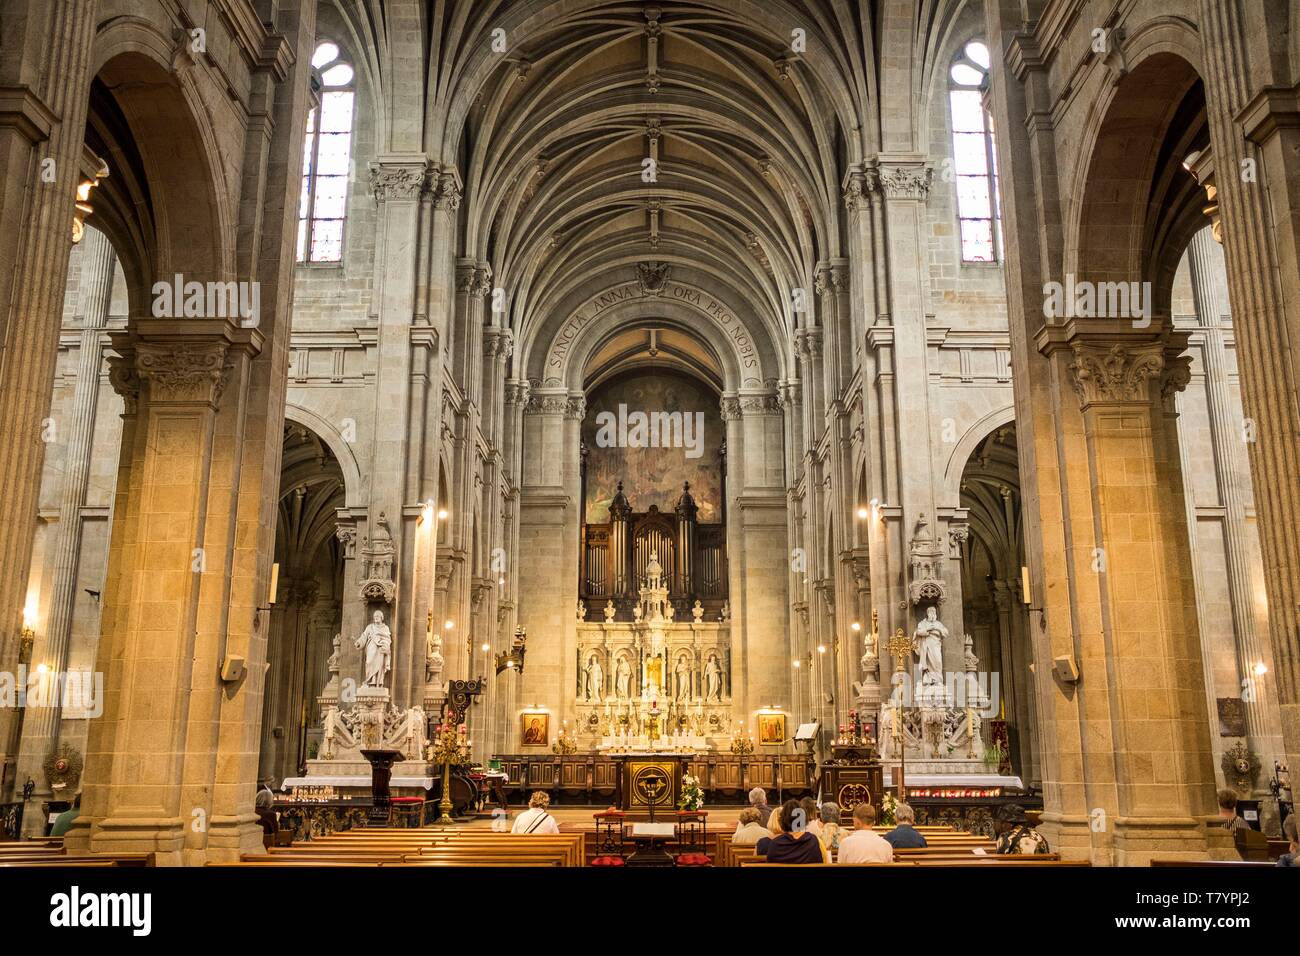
[
  {"x1": 511, "y1": 791, "x2": 561, "y2": 834},
  {"x1": 836, "y1": 802, "x2": 894, "y2": 864}
]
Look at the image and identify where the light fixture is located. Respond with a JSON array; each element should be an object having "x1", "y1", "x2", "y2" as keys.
[
  {"x1": 1253, "y1": 662, "x2": 1269, "y2": 676},
  {"x1": 35, "y1": 663, "x2": 49, "y2": 675},
  {"x1": 792, "y1": 659, "x2": 801, "y2": 668},
  {"x1": 437, "y1": 509, "x2": 448, "y2": 521},
  {"x1": 851, "y1": 621, "x2": 861, "y2": 632},
  {"x1": 856, "y1": 507, "x2": 868, "y2": 520},
  {"x1": 481, "y1": 643, "x2": 491, "y2": 653},
  {"x1": 444, "y1": 620, "x2": 455, "y2": 630},
  {"x1": 498, "y1": 577, "x2": 505, "y2": 585},
  {"x1": 817, "y1": 644, "x2": 826, "y2": 654}
]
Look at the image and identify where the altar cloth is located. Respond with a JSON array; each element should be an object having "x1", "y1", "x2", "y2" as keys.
[{"x1": 281, "y1": 775, "x2": 435, "y2": 789}]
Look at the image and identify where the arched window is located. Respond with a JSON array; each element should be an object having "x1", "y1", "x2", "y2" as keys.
[
  {"x1": 948, "y1": 40, "x2": 1001, "y2": 263},
  {"x1": 298, "y1": 42, "x2": 356, "y2": 263}
]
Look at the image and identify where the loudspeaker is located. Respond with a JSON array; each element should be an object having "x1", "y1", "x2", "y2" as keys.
[
  {"x1": 220, "y1": 654, "x2": 246, "y2": 683},
  {"x1": 1053, "y1": 655, "x2": 1079, "y2": 684}
]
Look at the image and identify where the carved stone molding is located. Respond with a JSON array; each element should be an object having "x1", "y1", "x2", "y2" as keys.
[
  {"x1": 871, "y1": 164, "x2": 933, "y2": 202},
  {"x1": 134, "y1": 341, "x2": 231, "y2": 406},
  {"x1": 483, "y1": 327, "x2": 514, "y2": 360},
  {"x1": 1068, "y1": 342, "x2": 1165, "y2": 408},
  {"x1": 369, "y1": 162, "x2": 429, "y2": 202},
  {"x1": 564, "y1": 396, "x2": 587, "y2": 420},
  {"x1": 719, "y1": 396, "x2": 742, "y2": 422},
  {"x1": 434, "y1": 170, "x2": 463, "y2": 211},
  {"x1": 335, "y1": 525, "x2": 357, "y2": 560},
  {"x1": 842, "y1": 168, "x2": 868, "y2": 211},
  {"x1": 795, "y1": 327, "x2": 824, "y2": 358},
  {"x1": 504, "y1": 379, "x2": 532, "y2": 407},
  {"x1": 107, "y1": 352, "x2": 140, "y2": 415}
]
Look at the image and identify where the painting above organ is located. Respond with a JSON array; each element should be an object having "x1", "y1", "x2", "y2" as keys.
[
  {"x1": 582, "y1": 369, "x2": 723, "y2": 524},
  {"x1": 580, "y1": 368, "x2": 728, "y2": 621}
]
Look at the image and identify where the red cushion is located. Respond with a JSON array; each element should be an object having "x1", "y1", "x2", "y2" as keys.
[
  {"x1": 675, "y1": 853, "x2": 713, "y2": 866},
  {"x1": 590, "y1": 856, "x2": 626, "y2": 866},
  {"x1": 389, "y1": 797, "x2": 424, "y2": 804}
]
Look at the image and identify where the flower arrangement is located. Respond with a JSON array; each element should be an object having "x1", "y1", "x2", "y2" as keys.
[
  {"x1": 678, "y1": 773, "x2": 704, "y2": 811},
  {"x1": 880, "y1": 792, "x2": 899, "y2": 827}
]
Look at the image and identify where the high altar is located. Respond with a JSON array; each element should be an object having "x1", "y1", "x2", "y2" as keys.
[{"x1": 573, "y1": 550, "x2": 734, "y2": 750}]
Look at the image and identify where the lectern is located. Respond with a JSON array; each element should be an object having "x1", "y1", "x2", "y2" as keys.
[{"x1": 360, "y1": 748, "x2": 404, "y2": 826}]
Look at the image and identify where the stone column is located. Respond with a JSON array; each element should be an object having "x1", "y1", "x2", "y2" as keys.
[
  {"x1": 1043, "y1": 329, "x2": 1217, "y2": 863},
  {"x1": 1185, "y1": 228, "x2": 1281, "y2": 762},
  {"x1": 0, "y1": 0, "x2": 99, "y2": 793},
  {"x1": 15, "y1": 228, "x2": 115, "y2": 823},
  {"x1": 75, "y1": 321, "x2": 250, "y2": 864},
  {"x1": 1207, "y1": 2, "x2": 1300, "y2": 795}
]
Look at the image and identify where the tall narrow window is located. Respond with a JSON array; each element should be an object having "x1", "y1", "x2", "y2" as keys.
[
  {"x1": 948, "y1": 40, "x2": 1001, "y2": 262},
  {"x1": 298, "y1": 42, "x2": 355, "y2": 263}
]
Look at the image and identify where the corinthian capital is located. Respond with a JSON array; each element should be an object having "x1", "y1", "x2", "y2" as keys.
[
  {"x1": 874, "y1": 164, "x2": 933, "y2": 201},
  {"x1": 135, "y1": 340, "x2": 232, "y2": 406},
  {"x1": 369, "y1": 161, "x2": 429, "y2": 202},
  {"x1": 1068, "y1": 342, "x2": 1164, "y2": 408}
]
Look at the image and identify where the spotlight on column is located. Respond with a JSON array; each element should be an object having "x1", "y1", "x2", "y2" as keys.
[
  {"x1": 1254, "y1": 662, "x2": 1269, "y2": 676},
  {"x1": 850, "y1": 621, "x2": 861, "y2": 632},
  {"x1": 437, "y1": 509, "x2": 449, "y2": 521},
  {"x1": 816, "y1": 644, "x2": 826, "y2": 654},
  {"x1": 792, "y1": 660, "x2": 801, "y2": 669},
  {"x1": 444, "y1": 620, "x2": 454, "y2": 630},
  {"x1": 856, "y1": 506, "x2": 868, "y2": 520},
  {"x1": 481, "y1": 643, "x2": 491, "y2": 652}
]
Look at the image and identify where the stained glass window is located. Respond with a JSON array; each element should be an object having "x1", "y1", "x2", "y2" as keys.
[
  {"x1": 949, "y1": 40, "x2": 1002, "y2": 263},
  {"x1": 298, "y1": 42, "x2": 355, "y2": 263}
]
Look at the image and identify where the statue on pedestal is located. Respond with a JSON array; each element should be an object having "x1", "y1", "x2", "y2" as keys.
[
  {"x1": 912, "y1": 606, "x2": 947, "y2": 687},
  {"x1": 327, "y1": 633, "x2": 341, "y2": 675},
  {"x1": 615, "y1": 657, "x2": 632, "y2": 699},
  {"x1": 692, "y1": 600, "x2": 703, "y2": 622},
  {"x1": 704, "y1": 654, "x2": 723, "y2": 702},
  {"x1": 604, "y1": 600, "x2": 617, "y2": 623},
  {"x1": 583, "y1": 654, "x2": 604, "y2": 702},
  {"x1": 356, "y1": 609, "x2": 393, "y2": 688},
  {"x1": 674, "y1": 655, "x2": 691, "y2": 701}
]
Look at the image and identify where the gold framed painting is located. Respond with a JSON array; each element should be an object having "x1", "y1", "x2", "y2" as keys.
[
  {"x1": 520, "y1": 712, "x2": 549, "y2": 747},
  {"x1": 757, "y1": 713, "x2": 786, "y2": 745}
]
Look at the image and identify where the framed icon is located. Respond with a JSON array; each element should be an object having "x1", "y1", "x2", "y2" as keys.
[
  {"x1": 520, "y1": 711, "x2": 549, "y2": 747},
  {"x1": 757, "y1": 713, "x2": 786, "y2": 745}
]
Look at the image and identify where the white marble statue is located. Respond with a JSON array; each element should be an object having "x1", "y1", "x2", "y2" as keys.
[
  {"x1": 327, "y1": 633, "x2": 341, "y2": 675},
  {"x1": 577, "y1": 600, "x2": 587, "y2": 622},
  {"x1": 615, "y1": 657, "x2": 632, "y2": 699},
  {"x1": 674, "y1": 656, "x2": 691, "y2": 701},
  {"x1": 583, "y1": 654, "x2": 604, "y2": 702},
  {"x1": 704, "y1": 654, "x2": 722, "y2": 701},
  {"x1": 355, "y1": 609, "x2": 393, "y2": 688},
  {"x1": 692, "y1": 600, "x2": 703, "y2": 622},
  {"x1": 912, "y1": 606, "x2": 947, "y2": 686}
]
